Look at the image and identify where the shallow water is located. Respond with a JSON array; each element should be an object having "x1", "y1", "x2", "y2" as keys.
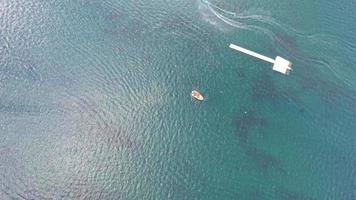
[{"x1": 1, "y1": 0, "x2": 356, "y2": 199}]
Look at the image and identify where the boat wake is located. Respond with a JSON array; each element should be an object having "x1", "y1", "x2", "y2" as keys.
[{"x1": 198, "y1": 0, "x2": 356, "y2": 88}]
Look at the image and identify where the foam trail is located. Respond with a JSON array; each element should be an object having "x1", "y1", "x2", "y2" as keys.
[
  {"x1": 199, "y1": 0, "x2": 356, "y2": 88},
  {"x1": 201, "y1": 0, "x2": 307, "y2": 37},
  {"x1": 201, "y1": 0, "x2": 236, "y2": 16},
  {"x1": 208, "y1": 5, "x2": 247, "y2": 29}
]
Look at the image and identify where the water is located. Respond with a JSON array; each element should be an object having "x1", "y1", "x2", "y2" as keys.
[{"x1": 1, "y1": 0, "x2": 356, "y2": 199}]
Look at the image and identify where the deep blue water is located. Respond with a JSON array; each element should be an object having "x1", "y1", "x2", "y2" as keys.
[{"x1": 1, "y1": 0, "x2": 356, "y2": 199}]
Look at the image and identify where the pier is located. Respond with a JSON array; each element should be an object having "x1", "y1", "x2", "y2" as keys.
[{"x1": 229, "y1": 44, "x2": 293, "y2": 75}]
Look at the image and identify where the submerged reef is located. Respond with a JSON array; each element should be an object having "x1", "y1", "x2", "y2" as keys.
[
  {"x1": 275, "y1": 188, "x2": 316, "y2": 200},
  {"x1": 235, "y1": 108, "x2": 268, "y2": 145},
  {"x1": 0, "y1": 102, "x2": 47, "y2": 115},
  {"x1": 245, "y1": 146, "x2": 286, "y2": 176},
  {"x1": 251, "y1": 74, "x2": 278, "y2": 102},
  {"x1": 91, "y1": 122, "x2": 142, "y2": 157},
  {"x1": 275, "y1": 32, "x2": 299, "y2": 53},
  {"x1": 234, "y1": 106, "x2": 286, "y2": 176}
]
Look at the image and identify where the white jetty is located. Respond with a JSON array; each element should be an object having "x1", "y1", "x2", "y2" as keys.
[{"x1": 229, "y1": 44, "x2": 292, "y2": 75}]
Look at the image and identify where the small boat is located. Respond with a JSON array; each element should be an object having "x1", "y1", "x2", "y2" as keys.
[{"x1": 191, "y1": 90, "x2": 204, "y2": 101}]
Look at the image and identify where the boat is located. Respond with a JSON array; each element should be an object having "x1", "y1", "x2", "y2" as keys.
[{"x1": 191, "y1": 90, "x2": 204, "y2": 101}]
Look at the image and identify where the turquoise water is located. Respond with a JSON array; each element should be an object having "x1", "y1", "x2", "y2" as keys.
[{"x1": 1, "y1": 0, "x2": 356, "y2": 199}]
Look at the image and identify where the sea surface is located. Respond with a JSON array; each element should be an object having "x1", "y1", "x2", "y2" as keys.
[{"x1": 1, "y1": 0, "x2": 356, "y2": 199}]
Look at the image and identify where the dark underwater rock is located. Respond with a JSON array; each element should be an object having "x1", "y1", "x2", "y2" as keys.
[
  {"x1": 251, "y1": 74, "x2": 278, "y2": 102},
  {"x1": 245, "y1": 146, "x2": 286, "y2": 176},
  {"x1": 275, "y1": 188, "x2": 316, "y2": 200},
  {"x1": 235, "y1": 109, "x2": 268, "y2": 145}
]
